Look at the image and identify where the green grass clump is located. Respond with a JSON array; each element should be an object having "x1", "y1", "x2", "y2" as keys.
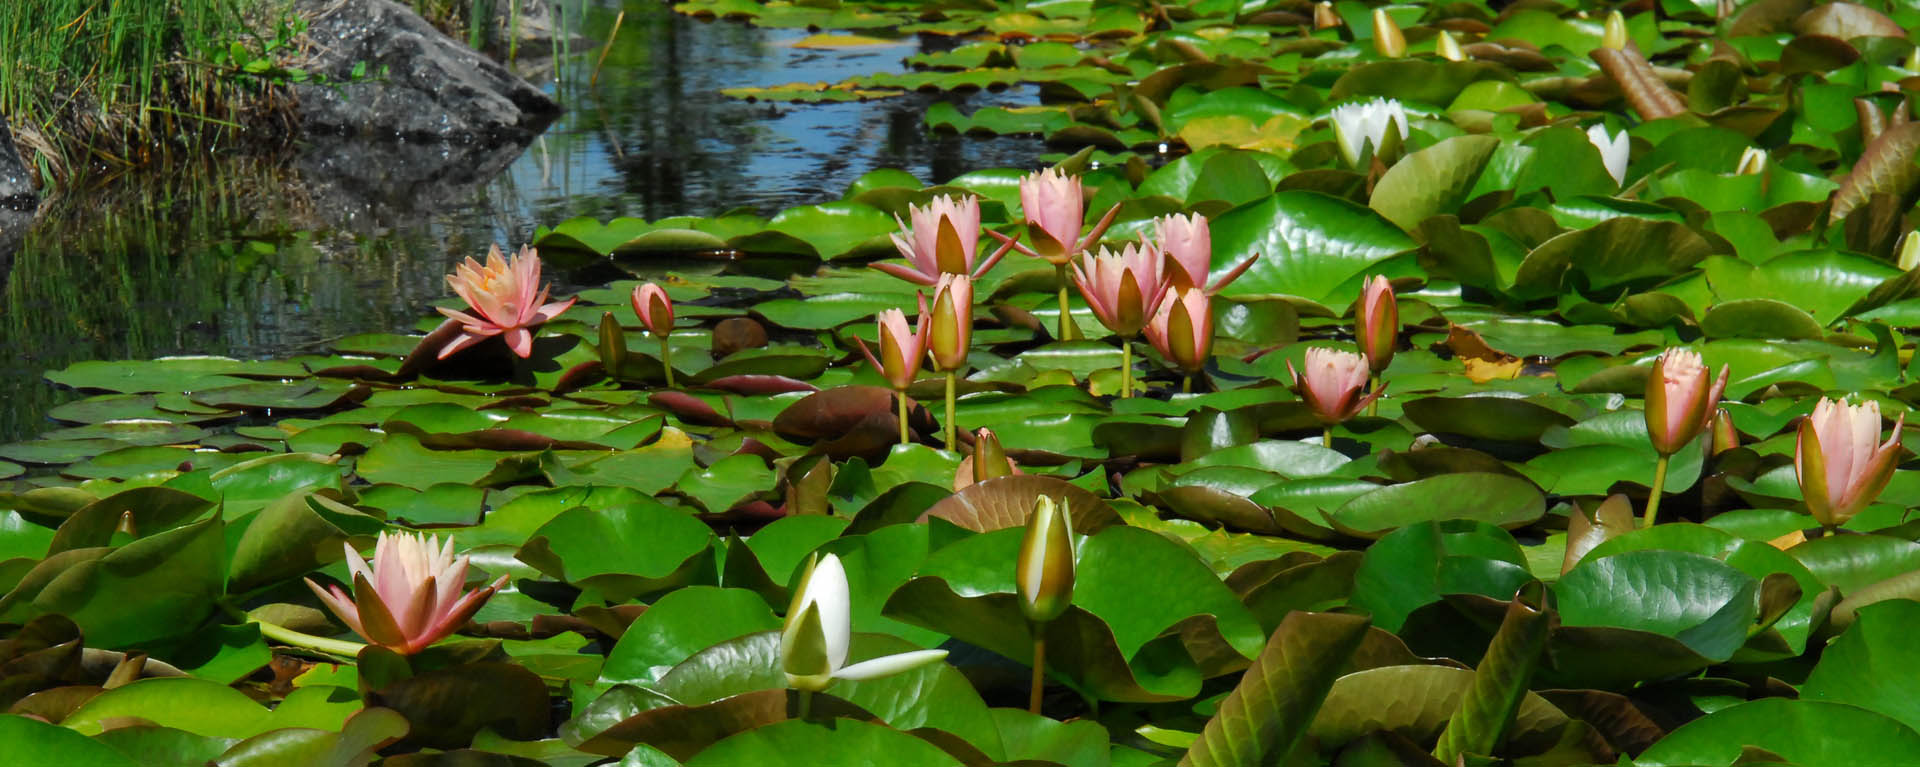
[{"x1": 0, "y1": 0, "x2": 291, "y2": 184}]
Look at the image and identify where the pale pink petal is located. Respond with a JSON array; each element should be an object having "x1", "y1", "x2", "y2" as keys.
[{"x1": 505, "y1": 328, "x2": 534, "y2": 358}]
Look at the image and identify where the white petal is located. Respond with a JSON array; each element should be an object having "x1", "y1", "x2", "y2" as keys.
[
  {"x1": 802, "y1": 554, "x2": 852, "y2": 671},
  {"x1": 834, "y1": 649, "x2": 950, "y2": 682}
]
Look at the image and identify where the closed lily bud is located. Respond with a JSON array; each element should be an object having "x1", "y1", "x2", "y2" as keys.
[
  {"x1": 1314, "y1": 1, "x2": 1341, "y2": 29},
  {"x1": 1329, "y1": 97, "x2": 1409, "y2": 170},
  {"x1": 856, "y1": 308, "x2": 928, "y2": 391},
  {"x1": 1356, "y1": 276, "x2": 1398, "y2": 374},
  {"x1": 1288, "y1": 347, "x2": 1385, "y2": 425},
  {"x1": 1145, "y1": 288, "x2": 1213, "y2": 374},
  {"x1": 1020, "y1": 168, "x2": 1085, "y2": 264},
  {"x1": 783, "y1": 553, "x2": 949, "y2": 692},
  {"x1": 1735, "y1": 147, "x2": 1768, "y2": 175},
  {"x1": 1797, "y1": 398, "x2": 1905, "y2": 529},
  {"x1": 1158, "y1": 213, "x2": 1212, "y2": 292},
  {"x1": 1644, "y1": 348, "x2": 1729, "y2": 456},
  {"x1": 1435, "y1": 29, "x2": 1465, "y2": 62},
  {"x1": 1073, "y1": 241, "x2": 1170, "y2": 339},
  {"x1": 1372, "y1": 8, "x2": 1406, "y2": 58},
  {"x1": 1585, "y1": 124, "x2": 1630, "y2": 187},
  {"x1": 1898, "y1": 231, "x2": 1920, "y2": 271},
  {"x1": 1602, "y1": 10, "x2": 1628, "y2": 50},
  {"x1": 1711, "y1": 407, "x2": 1740, "y2": 455},
  {"x1": 631, "y1": 282, "x2": 674, "y2": 338},
  {"x1": 925, "y1": 274, "x2": 974, "y2": 372},
  {"x1": 1017, "y1": 496, "x2": 1076, "y2": 624},
  {"x1": 973, "y1": 428, "x2": 1013, "y2": 483}
]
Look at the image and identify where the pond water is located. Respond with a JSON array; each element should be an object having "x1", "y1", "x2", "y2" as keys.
[{"x1": 0, "y1": 0, "x2": 1049, "y2": 441}]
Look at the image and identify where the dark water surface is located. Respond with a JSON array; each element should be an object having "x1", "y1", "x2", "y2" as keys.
[{"x1": 0, "y1": 0, "x2": 1047, "y2": 441}]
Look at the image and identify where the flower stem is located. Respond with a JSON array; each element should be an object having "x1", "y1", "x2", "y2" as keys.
[
  {"x1": 898, "y1": 391, "x2": 911, "y2": 445},
  {"x1": 944, "y1": 370, "x2": 958, "y2": 450},
  {"x1": 1055, "y1": 264, "x2": 1071, "y2": 341},
  {"x1": 659, "y1": 336, "x2": 675, "y2": 389},
  {"x1": 221, "y1": 604, "x2": 364, "y2": 658},
  {"x1": 1119, "y1": 340, "x2": 1132, "y2": 399},
  {"x1": 1367, "y1": 374, "x2": 1379, "y2": 417},
  {"x1": 1644, "y1": 454, "x2": 1671, "y2": 528},
  {"x1": 1030, "y1": 629, "x2": 1047, "y2": 715},
  {"x1": 1182, "y1": 374, "x2": 1192, "y2": 394},
  {"x1": 797, "y1": 689, "x2": 814, "y2": 722},
  {"x1": 1323, "y1": 426, "x2": 1333, "y2": 447}
]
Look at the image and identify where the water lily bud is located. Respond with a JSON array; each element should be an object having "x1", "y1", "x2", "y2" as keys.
[
  {"x1": 1735, "y1": 146, "x2": 1768, "y2": 176},
  {"x1": 973, "y1": 428, "x2": 1013, "y2": 483},
  {"x1": 1711, "y1": 407, "x2": 1740, "y2": 456},
  {"x1": 1329, "y1": 97, "x2": 1410, "y2": 170},
  {"x1": 1288, "y1": 347, "x2": 1385, "y2": 425},
  {"x1": 1372, "y1": 9, "x2": 1406, "y2": 58},
  {"x1": 1314, "y1": 1, "x2": 1341, "y2": 29},
  {"x1": 1644, "y1": 348, "x2": 1729, "y2": 457},
  {"x1": 925, "y1": 274, "x2": 975, "y2": 372},
  {"x1": 1797, "y1": 398, "x2": 1905, "y2": 529},
  {"x1": 1017, "y1": 496, "x2": 1076, "y2": 624},
  {"x1": 1145, "y1": 287, "x2": 1213, "y2": 374},
  {"x1": 1898, "y1": 231, "x2": 1920, "y2": 271},
  {"x1": 782, "y1": 553, "x2": 951, "y2": 692},
  {"x1": 1356, "y1": 276, "x2": 1398, "y2": 374},
  {"x1": 1585, "y1": 124, "x2": 1630, "y2": 187},
  {"x1": 631, "y1": 282, "x2": 674, "y2": 339},
  {"x1": 1072, "y1": 241, "x2": 1170, "y2": 339},
  {"x1": 857, "y1": 308, "x2": 928, "y2": 391},
  {"x1": 1907, "y1": 45, "x2": 1920, "y2": 72},
  {"x1": 1602, "y1": 10, "x2": 1628, "y2": 50},
  {"x1": 1435, "y1": 29, "x2": 1465, "y2": 62},
  {"x1": 1019, "y1": 168, "x2": 1084, "y2": 265}
]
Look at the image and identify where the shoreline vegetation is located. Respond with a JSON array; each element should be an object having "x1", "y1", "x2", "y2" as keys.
[{"x1": 0, "y1": 0, "x2": 483, "y2": 195}]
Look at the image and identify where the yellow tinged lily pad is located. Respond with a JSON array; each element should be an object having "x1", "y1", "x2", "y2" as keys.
[{"x1": 789, "y1": 33, "x2": 909, "y2": 48}]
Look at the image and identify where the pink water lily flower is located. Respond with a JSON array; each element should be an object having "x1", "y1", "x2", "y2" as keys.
[
  {"x1": 1145, "y1": 287, "x2": 1212, "y2": 374},
  {"x1": 1289, "y1": 347, "x2": 1385, "y2": 425},
  {"x1": 856, "y1": 308, "x2": 929, "y2": 391},
  {"x1": 1156, "y1": 213, "x2": 1255, "y2": 294},
  {"x1": 1645, "y1": 348, "x2": 1728, "y2": 457},
  {"x1": 924, "y1": 274, "x2": 975, "y2": 373},
  {"x1": 436, "y1": 244, "x2": 576, "y2": 359},
  {"x1": 875, "y1": 195, "x2": 1009, "y2": 285},
  {"x1": 305, "y1": 531, "x2": 509, "y2": 655},
  {"x1": 1072, "y1": 241, "x2": 1170, "y2": 339},
  {"x1": 991, "y1": 167, "x2": 1122, "y2": 266},
  {"x1": 631, "y1": 282, "x2": 674, "y2": 338},
  {"x1": 1797, "y1": 397, "x2": 1906, "y2": 529}
]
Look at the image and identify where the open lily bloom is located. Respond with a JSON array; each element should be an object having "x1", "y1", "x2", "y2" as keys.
[
  {"x1": 305, "y1": 531, "x2": 509, "y2": 655},
  {"x1": 437, "y1": 244, "x2": 576, "y2": 359},
  {"x1": 1586, "y1": 124, "x2": 1630, "y2": 187},
  {"x1": 1073, "y1": 241, "x2": 1170, "y2": 339},
  {"x1": 877, "y1": 194, "x2": 1007, "y2": 285},
  {"x1": 1019, "y1": 167, "x2": 1086, "y2": 263},
  {"x1": 1797, "y1": 398, "x2": 1905, "y2": 529},
  {"x1": 1329, "y1": 98, "x2": 1409, "y2": 169},
  {"x1": 782, "y1": 553, "x2": 948, "y2": 692},
  {"x1": 1289, "y1": 347, "x2": 1385, "y2": 425},
  {"x1": 1156, "y1": 213, "x2": 1254, "y2": 294}
]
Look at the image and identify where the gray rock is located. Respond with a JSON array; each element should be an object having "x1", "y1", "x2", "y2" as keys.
[
  {"x1": 291, "y1": 0, "x2": 560, "y2": 139},
  {"x1": 0, "y1": 114, "x2": 37, "y2": 210},
  {"x1": 487, "y1": 0, "x2": 567, "y2": 57}
]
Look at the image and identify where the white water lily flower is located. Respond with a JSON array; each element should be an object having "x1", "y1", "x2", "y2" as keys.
[
  {"x1": 1735, "y1": 146, "x2": 1768, "y2": 175},
  {"x1": 1585, "y1": 124, "x2": 1629, "y2": 186},
  {"x1": 782, "y1": 553, "x2": 948, "y2": 692},
  {"x1": 1329, "y1": 98, "x2": 1409, "y2": 169}
]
